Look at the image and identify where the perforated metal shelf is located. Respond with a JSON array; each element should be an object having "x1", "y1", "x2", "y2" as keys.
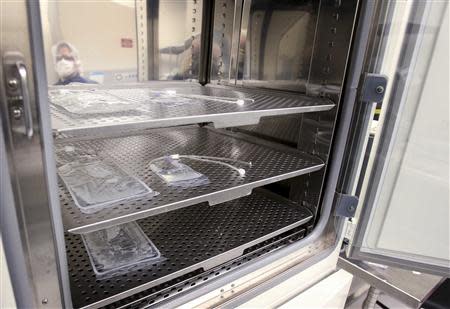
[
  {"x1": 50, "y1": 82, "x2": 335, "y2": 135},
  {"x1": 111, "y1": 227, "x2": 308, "y2": 309},
  {"x1": 57, "y1": 126, "x2": 324, "y2": 233},
  {"x1": 67, "y1": 189, "x2": 312, "y2": 309}
]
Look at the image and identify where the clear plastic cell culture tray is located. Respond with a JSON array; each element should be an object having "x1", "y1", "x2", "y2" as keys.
[
  {"x1": 57, "y1": 157, "x2": 156, "y2": 214},
  {"x1": 57, "y1": 126, "x2": 324, "y2": 234},
  {"x1": 50, "y1": 82, "x2": 335, "y2": 136},
  {"x1": 81, "y1": 221, "x2": 162, "y2": 279}
]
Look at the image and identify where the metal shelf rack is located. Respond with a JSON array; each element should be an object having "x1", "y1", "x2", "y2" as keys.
[
  {"x1": 50, "y1": 82, "x2": 335, "y2": 136},
  {"x1": 66, "y1": 189, "x2": 313, "y2": 309},
  {"x1": 56, "y1": 126, "x2": 324, "y2": 234}
]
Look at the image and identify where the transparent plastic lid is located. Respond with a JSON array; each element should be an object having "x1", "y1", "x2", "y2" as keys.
[
  {"x1": 149, "y1": 156, "x2": 210, "y2": 188},
  {"x1": 50, "y1": 89, "x2": 139, "y2": 114},
  {"x1": 82, "y1": 222, "x2": 162, "y2": 279},
  {"x1": 58, "y1": 156, "x2": 157, "y2": 214},
  {"x1": 146, "y1": 90, "x2": 196, "y2": 107}
]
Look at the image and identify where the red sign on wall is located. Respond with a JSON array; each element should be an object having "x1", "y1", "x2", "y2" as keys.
[{"x1": 121, "y1": 38, "x2": 133, "y2": 48}]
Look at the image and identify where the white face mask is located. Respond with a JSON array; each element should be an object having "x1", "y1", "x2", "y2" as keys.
[{"x1": 56, "y1": 59, "x2": 76, "y2": 79}]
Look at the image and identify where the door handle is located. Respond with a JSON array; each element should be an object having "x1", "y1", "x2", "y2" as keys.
[
  {"x1": 2, "y1": 52, "x2": 34, "y2": 139},
  {"x1": 15, "y1": 61, "x2": 34, "y2": 138}
]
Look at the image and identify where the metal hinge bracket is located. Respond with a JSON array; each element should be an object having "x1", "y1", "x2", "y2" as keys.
[
  {"x1": 334, "y1": 192, "x2": 359, "y2": 218},
  {"x1": 360, "y1": 73, "x2": 388, "y2": 103}
]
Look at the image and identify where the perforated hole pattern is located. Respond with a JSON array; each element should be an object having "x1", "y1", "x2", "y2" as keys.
[
  {"x1": 109, "y1": 227, "x2": 308, "y2": 309},
  {"x1": 50, "y1": 83, "x2": 334, "y2": 131},
  {"x1": 239, "y1": 114, "x2": 304, "y2": 146},
  {"x1": 67, "y1": 190, "x2": 311, "y2": 308},
  {"x1": 58, "y1": 127, "x2": 323, "y2": 232}
]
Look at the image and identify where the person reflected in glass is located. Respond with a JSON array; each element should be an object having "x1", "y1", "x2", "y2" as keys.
[{"x1": 52, "y1": 41, "x2": 97, "y2": 85}]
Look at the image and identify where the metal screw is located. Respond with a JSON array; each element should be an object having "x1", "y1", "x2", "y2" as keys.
[
  {"x1": 42, "y1": 298, "x2": 48, "y2": 305},
  {"x1": 7, "y1": 79, "x2": 18, "y2": 90},
  {"x1": 12, "y1": 107, "x2": 22, "y2": 119},
  {"x1": 348, "y1": 205, "x2": 355, "y2": 212},
  {"x1": 376, "y1": 86, "x2": 385, "y2": 94}
]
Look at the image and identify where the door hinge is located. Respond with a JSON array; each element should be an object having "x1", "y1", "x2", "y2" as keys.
[
  {"x1": 360, "y1": 73, "x2": 388, "y2": 103},
  {"x1": 334, "y1": 192, "x2": 359, "y2": 218}
]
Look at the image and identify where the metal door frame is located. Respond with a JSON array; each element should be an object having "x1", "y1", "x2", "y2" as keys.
[{"x1": 0, "y1": 1, "x2": 71, "y2": 307}]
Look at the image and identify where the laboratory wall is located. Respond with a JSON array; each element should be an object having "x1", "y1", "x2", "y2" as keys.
[{"x1": 40, "y1": 0, "x2": 138, "y2": 84}]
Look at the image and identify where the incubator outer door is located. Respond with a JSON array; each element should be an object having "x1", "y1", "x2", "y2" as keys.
[
  {"x1": 346, "y1": 0, "x2": 449, "y2": 276},
  {"x1": 0, "y1": 1, "x2": 70, "y2": 307}
]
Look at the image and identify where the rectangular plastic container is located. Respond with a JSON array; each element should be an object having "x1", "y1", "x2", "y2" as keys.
[
  {"x1": 149, "y1": 156, "x2": 210, "y2": 188},
  {"x1": 81, "y1": 222, "x2": 162, "y2": 279},
  {"x1": 50, "y1": 89, "x2": 140, "y2": 114},
  {"x1": 58, "y1": 157, "x2": 157, "y2": 214}
]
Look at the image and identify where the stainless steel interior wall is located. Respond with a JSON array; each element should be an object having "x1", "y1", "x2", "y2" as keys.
[
  {"x1": 210, "y1": 0, "x2": 237, "y2": 83},
  {"x1": 211, "y1": 0, "x2": 359, "y2": 216},
  {"x1": 145, "y1": 0, "x2": 203, "y2": 81},
  {"x1": 211, "y1": 0, "x2": 320, "y2": 90},
  {"x1": 293, "y1": 0, "x2": 359, "y2": 217},
  {"x1": 240, "y1": 0, "x2": 319, "y2": 91}
]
